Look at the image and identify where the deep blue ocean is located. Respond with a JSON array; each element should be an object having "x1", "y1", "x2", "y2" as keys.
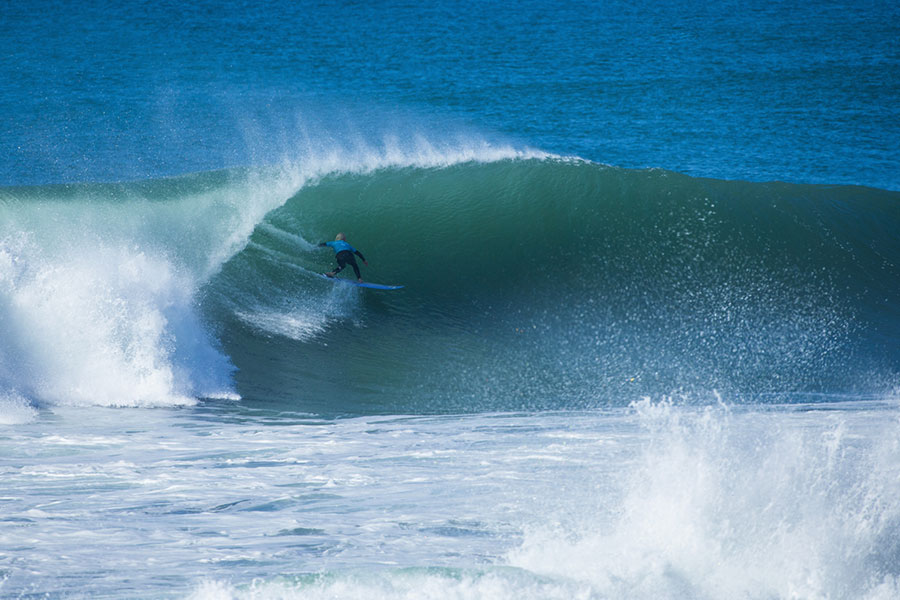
[{"x1": 2, "y1": 1, "x2": 900, "y2": 598}]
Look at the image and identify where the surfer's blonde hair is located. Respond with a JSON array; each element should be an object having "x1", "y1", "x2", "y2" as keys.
[{"x1": 335, "y1": 232, "x2": 346, "y2": 241}]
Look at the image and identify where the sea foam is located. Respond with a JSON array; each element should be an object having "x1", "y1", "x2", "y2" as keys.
[{"x1": 507, "y1": 399, "x2": 900, "y2": 599}]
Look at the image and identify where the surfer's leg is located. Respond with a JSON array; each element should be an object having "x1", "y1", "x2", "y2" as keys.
[
  {"x1": 336, "y1": 250, "x2": 361, "y2": 280},
  {"x1": 348, "y1": 257, "x2": 362, "y2": 280},
  {"x1": 332, "y1": 252, "x2": 351, "y2": 275}
]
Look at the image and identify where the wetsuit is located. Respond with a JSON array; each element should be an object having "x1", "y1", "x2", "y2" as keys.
[{"x1": 319, "y1": 240, "x2": 366, "y2": 279}]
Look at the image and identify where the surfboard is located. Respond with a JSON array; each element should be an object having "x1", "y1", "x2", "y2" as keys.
[{"x1": 319, "y1": 274, "x2": 404, "y2": 290}]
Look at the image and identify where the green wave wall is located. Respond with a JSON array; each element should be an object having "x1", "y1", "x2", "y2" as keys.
[{"x1": 209, "y1": 159, "x2": 900, "y2": 413}]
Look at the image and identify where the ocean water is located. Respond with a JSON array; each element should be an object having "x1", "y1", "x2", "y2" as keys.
[{"x1": 2, "y1": 0, "x2": 900, "y2": 598}]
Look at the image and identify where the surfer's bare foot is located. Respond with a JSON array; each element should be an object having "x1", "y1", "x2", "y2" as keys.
[{"x1": 326, "y1": 272, "x2": 335, "y2": 278}]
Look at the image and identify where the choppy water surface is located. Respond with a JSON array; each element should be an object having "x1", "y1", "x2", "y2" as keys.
[{"x1": 3, "y1": 400, "x2": 900, "y2": 599}]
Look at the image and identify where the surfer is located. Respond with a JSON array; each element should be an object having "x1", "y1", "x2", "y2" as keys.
[{"x1": 319, "y1": 233, "x2": 368, "y2": 283}]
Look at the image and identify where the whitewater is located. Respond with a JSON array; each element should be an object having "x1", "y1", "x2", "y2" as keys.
[
  {"x1": 4, "y1": 399, "x2": 900, "y2": 599},
  {"x1": 3, "y1": 0, "x2": 900, "y2": 598}
]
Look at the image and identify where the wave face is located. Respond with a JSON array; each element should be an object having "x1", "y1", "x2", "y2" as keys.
[
  {"x1": 210, "y1": 157, "x2": 900, "y2": 413},
  {"x1": 2, "y1": 154, "x2": 899, "y2": 415}
]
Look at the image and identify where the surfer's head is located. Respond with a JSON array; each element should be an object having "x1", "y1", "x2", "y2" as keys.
[{"x1": 335, "y1": 233, "x2": 346, "y2": 241}]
